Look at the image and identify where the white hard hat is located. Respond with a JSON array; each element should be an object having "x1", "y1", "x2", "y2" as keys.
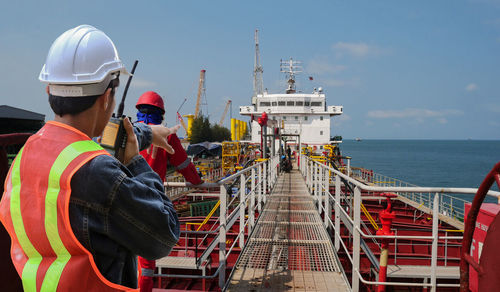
[{"x1": 39, "y1": 25, "x2": 130, "y2": 97}]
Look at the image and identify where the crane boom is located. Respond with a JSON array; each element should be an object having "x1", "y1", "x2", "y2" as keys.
[
  {"x1": 194, "y1": 69, "x2": 206, "y2": 117},
  {"x1": 177, "y1": 112, "x2": 188, "y2": 133},
  {"x1": 219, "y1": 100, "x2": 232, "y2": 126}
]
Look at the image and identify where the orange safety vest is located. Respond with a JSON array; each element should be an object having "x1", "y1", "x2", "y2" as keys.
[{"x1": 0, "y1": 121, "x2": 139, "y2": 292}]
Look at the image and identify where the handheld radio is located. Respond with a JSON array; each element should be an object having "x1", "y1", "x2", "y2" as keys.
[{"x1": 100, "y1": 60, "x2": 139, "y2": 162}]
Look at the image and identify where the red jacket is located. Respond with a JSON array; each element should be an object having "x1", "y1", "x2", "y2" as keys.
[{"x1": 140, "y1": 134, "x2": 202, "y2": 185}]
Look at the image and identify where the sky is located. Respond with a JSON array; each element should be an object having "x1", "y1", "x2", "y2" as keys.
[{"x1": 1, "y1": 0, "x2": 499, "y2": 140}]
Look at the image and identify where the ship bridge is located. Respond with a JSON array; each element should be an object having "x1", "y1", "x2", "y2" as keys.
[{"x1": 157, "y1": 153, "x2": 493, "y2": 291}]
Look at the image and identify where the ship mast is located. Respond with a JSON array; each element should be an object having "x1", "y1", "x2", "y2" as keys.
[
  {"x1": 253, "y1": 29, "x2": 264, "y2": 97},
  {"x1": 280, "y1": 58, "x2": 302, "y2": 94}
]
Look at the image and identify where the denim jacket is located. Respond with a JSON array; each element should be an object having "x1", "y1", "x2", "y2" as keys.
[{"x1": 69, "y1": 123, "x2": 180, "y2": 288}]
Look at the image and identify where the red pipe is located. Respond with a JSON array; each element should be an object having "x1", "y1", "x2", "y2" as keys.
[{"x1": 377, "y1": 193, "x2": 397, "y2": 292}]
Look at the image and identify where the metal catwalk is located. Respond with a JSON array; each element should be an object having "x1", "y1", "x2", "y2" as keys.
[{"x1": 227, "y1": 169, "x2": 348, "y2": 291}]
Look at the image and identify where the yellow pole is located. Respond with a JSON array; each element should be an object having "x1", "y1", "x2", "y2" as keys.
[
  {"x1": 231, "y1": 118, "x2": 236, "y2": 141},
  {"x1": 238, "y1": 120, "x2": 243, "y2": 140},
  {"x1": 184, "y1": 114, "x2": 194, "y2": 139}
]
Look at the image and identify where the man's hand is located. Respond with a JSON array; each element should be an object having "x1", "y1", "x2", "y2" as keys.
[
  {"x1": 123, "y1": 117, "x2": 140, "y2": 165},
  {"x1": 150, "y1": 124, "x2": 180, "y2": 154}
]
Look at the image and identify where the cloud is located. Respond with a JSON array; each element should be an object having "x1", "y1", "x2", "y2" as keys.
[
  {"x1": 486, "y1": 104, "x2": 500, "y2": 113},
  {"x1": 306, "y1": 59, "x2": 346, "y2": 75},
  {"x1": 334, "y1": 114, "x2": 351, "y2": 126},
  {"x1": 332, "y1": 42, "x2": 382, "y2": 58},
  {"x1": 465, "y1": 83, "x2": 478, "y2": 91},
  {"x1": 367, "y1": 108, "x2": 463, "y2": 119},
  {"x1": 130, "y1": 78, "x2": 157, "y2": 88}
]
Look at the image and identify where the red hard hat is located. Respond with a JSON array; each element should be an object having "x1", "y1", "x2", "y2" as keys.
[{"x1": 136, "y1": 91, "x2": 165, "y2": 114}]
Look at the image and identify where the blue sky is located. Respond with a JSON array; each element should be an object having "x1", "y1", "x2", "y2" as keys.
[{"x1": 1, "y1": 0, "x2": 499, "y2": 139}]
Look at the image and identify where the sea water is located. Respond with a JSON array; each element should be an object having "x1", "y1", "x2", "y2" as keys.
[{"x1": 340, "y1": 139, "x2": 500, "y2": 203}]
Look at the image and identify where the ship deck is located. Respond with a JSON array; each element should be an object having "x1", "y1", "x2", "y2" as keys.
[{"x1": 226, "y1": 170, "x2": 349, "y2": 291}]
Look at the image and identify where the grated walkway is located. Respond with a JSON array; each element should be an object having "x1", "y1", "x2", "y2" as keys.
[{"x1": 227, "y1": 169, "x2": 348, "y2": 291}]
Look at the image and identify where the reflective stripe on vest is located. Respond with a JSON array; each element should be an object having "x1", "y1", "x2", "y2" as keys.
[
  {"x1": 0, "y1": 121, "x2": 139, "y2": 291},
  {"x1": 9, "y1": 141, "x2": 104, "y2": 291}
]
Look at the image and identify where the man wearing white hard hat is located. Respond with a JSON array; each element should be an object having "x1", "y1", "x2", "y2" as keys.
[{"x1": 0, "y1": 25, "x2": 180, "y2": 291}]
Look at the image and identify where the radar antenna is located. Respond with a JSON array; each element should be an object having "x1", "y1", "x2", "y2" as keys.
[{"x1": 280, "y1": 58, "x2": 302, "y2": 94}]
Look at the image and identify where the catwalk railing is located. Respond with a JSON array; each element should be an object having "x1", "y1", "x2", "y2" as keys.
[
  {"x1": 300, "y1": 155, "x2": 500, "y2": 292},
  {"x1": 350, "y1": 167, "x2": 471, "y2": 222},
  {"x1": 163, "y1": 155, "x2": 280, "y2": 290}
]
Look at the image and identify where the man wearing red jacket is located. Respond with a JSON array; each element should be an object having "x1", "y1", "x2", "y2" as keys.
[{"x1": 135, "y1": 91, "x2": 203, "y2": 292}]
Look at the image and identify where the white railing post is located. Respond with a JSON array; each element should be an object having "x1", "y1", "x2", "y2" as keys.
[
  {"x1": 318, "y1": 163, "x2": 323, "y2": 214},
  {"x1": 324, "y1": 165, "x2": 330, "y2": 228},
  {"x1": 239, "y1": 173, "x2": 246, "y2": 248},
  {"x1": 352, "y1": 187, "x2": 361, "y2": 292},
  {"x1": 431, "y1": 193, "x2": 439, "y2": 292},
  {"x1": 347, "y1": 158, "x2": 351, "y2": 177},
  {"x1": 258, "y1": 164, "x2": 262, "y2": 212},
  {"x1": 335, "y1": 175, "x2": 341, "y2": 251},
  {"x1": 307, "y1": 159, "x2": 312, "y2": 193},
  {"x1": 250, "y1": 168, "x2": 255, "y2": 232},
  {"x1": 218, "y1": 184, "x2": 227, "y2": 289},
  {"x1": 263, "y1": 161, "x2": 268, "y2": 200},
  {"x1": 313, "y1": 163, "x2": 317, "y2": 202}
]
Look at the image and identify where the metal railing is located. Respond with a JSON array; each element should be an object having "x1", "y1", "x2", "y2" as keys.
[
  {"x1": 300, "y1": 154, "x2": 500, "y2": 292},
  {"x1": 163, "y1": 155, "x2": 280, "y2": 289},
  {"x1": 350, "y1": 167, "x2": 471, "y2": 222}
]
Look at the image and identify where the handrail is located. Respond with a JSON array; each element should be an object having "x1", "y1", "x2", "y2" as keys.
[
  {"x1": 161, "y1": 154, "x2": 280, "y2": 290},
  {"x1": 354, "y1": 268, "x2": 460, "y2": 288},
  {"x1": 300, "y1": 154, "x2": 478, "y2": 292},
  {"x1": 196, "y1": 201, "x2": 221, "y2": 231},
  {"x1": 328, "y1": 160, "x2": 500, "y2": 197},
  {"x1": 360, "y1": 203, "x2": 379, "y2": 230}
]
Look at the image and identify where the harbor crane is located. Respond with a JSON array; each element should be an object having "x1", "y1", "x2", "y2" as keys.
[
  {"x1": 219, "y1": 100, "x2": 232, "y2": 126},
  {"x1": 194, "y1": 69, "x2": 206, "y2": 117},
  {"x1": 175, "y1": 98, "x2": 189, "y2": 134}
]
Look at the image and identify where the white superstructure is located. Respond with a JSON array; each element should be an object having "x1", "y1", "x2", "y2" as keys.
[{"x1": 240, "y1": 58, "x2": 343, "y2": 147}]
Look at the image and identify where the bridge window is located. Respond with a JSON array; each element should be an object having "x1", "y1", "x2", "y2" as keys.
[
  {"x1": 272, "y1": 102, "x2": 277, "y2": 106},
  {"x1": 320, "y1": 116, "x2": 324, "y2": 120},
  {"x1": 320, "y1": 131, "x2": 323, "y2": 135},
  {"x1": 287, "y1": 101, "x2": 294, "y2": 106},
  {"x1": 304, "y1": 116, "x2": 308, "y2": 121},
  {"x1": 259, "y1": 102, "x2": 271, "y2": 106},
  {"x1": 304, "y1": 101, "x2": 310, "y2": 106},
  {"x1": 295, "y1": 116, "x2": 298, "y2": 120},
  {"x1": 311, "y1": 102, "x2": 322, "y2": 107},
  {"x1": 296, "y1": 101, "x2": 304, "y2": 106},
  {"x1": 283, "y1": 116, "x2": 287, "y2": 120},
  {"x1": 278, "y1": 101, "x2": 286, "y2": 106}
]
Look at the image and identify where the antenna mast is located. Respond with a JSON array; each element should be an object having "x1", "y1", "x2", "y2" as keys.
[
  {"x1": 253, "y1": 29, "x2": 264, "y2": 97},
  {"x1": 280, "y1": 58, "x2": 302, "y2": 94}
]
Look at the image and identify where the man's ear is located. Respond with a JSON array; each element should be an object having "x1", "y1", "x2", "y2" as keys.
[
  {"x1": 101, "y1": 88, "x2": 112, "y2": 110},
  {"x1": 46, "y1": 86, "x2": 50, "y2": 95}
]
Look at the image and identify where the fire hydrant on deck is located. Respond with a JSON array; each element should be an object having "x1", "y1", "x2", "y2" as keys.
[{"x1": 377, "y1": 193, "x2": 397, "y2": 292}]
